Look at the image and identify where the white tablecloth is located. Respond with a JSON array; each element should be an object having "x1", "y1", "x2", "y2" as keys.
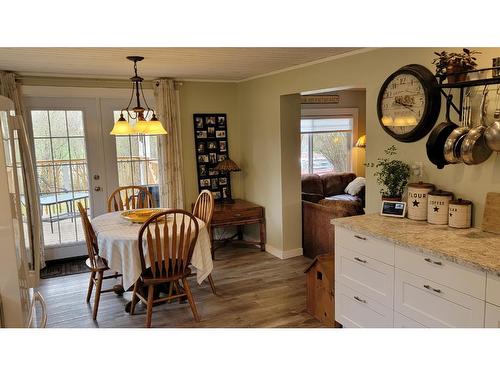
[{"x1": 91, "y1": 211, "x2": 213, "y2": 290}]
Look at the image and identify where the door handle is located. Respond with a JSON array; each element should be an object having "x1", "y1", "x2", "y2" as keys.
[
  {"x1": 423, "y1": 284, "x2": 442, "y2": 293},
  {"x1": 354, "y1": 235, "x2": 366, "y2": 240},
  {"x1": 354, "y1": 257, "x2": 367, "y2": 264},
  {"x1": 424, "y1": 258, "x2": 443, "y2": 266},
  {"x1": 353, "y1": 296, "x2": 367, "y2": 303},
  {"x1": 94, "y1": 186, "x2": 101, "y2": 192}
]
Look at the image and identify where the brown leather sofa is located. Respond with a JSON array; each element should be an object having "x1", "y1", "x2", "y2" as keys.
[{"x1": 302, "y1": 172, "x2": 365, "y2": 258}]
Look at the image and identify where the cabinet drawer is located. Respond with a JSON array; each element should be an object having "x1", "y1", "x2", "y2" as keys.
[
  {"x1": 395, "y1": 269, "x2": 485, "y2": 328},
  {"x1": 335, "y1": 246, "x2": 394, "y2": 308},
  {"x1": 335, "y1": 282, "x2": 393, "y2": 328},
  {"x1": 395, "y1": 245, "x2": 486, "y2": 299},
  {"x1": 485, "y1": 303, "x2": 500, "y2": 328},
  {"x1": 486, "y1": 272, "x2": 500, "y2": 307},
  {"x1": 394, "y1": 311, "x2": 425, "y2": 328},
  {"x1": 335, "y1": 227, "x2": 394, "y2": 265},
  {"x1": 212, "y1": 207, "x2": 263, "y2": 223}
]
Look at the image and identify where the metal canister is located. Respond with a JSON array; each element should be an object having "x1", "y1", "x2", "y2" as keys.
[
  {"x1": 407, "y1": 182, "x2": 435, "y2": 221},
  {"x1": 448, "y1": 199, "x2": 472, "y2": 229},
  {"x1": 427, "y1": 190, "x2": 454, "y2": 225},
  {"x1": 493, "y1": 57, "x2": 500, "y2": 78}
]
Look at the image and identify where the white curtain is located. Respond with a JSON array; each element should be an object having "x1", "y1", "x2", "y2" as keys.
[
  {"x1": 0, "y1": 71, "x2": 46, "y2": 268},
  {"x1": 154, "y1": 79, "x2": 185, "y2": 209}
]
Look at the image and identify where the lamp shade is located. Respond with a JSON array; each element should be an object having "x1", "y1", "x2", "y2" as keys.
[
  {"x1": 142, "y1": 115, "x2": 168, "y2": 135},
  {"x1": 214, "y1": 158, "x2": 241, "y2": 172},
  {"x1": 355, "y1": 135, "x2": 366, "y2": 148},
  {"x1": 110, "y1": 115, "x2": 135, "y2": 135}
]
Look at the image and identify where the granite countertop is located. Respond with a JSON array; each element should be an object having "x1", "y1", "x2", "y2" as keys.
[{"x1": 332, "y1": 213, "x2": 500, "y2": 274}]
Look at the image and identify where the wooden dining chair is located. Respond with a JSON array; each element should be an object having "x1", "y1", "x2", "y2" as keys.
[
  {"x1": 77, "y1": 202, "x2": 122, "y2": 320},
  {"x1": 130, "y1": 209, "x2": 201, "y2": 328},
  {"x1": 107, "y1": 185, "x2": 154, "y2": 212},
  {"x1": 192, "y1": 189, "x2": 216, "y2": 294}
]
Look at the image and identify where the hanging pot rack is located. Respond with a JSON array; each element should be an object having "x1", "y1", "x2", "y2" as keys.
[{"x1": 437, "y1": 67, "x2": 500, "y2": 121}]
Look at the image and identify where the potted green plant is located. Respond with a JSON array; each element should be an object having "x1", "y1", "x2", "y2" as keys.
[
  {"x1": 432, "y1": 48, "x2": 481, "y2": 83},
  {"x1": 374, "y1": 145, "x2": 411, "y2": 201}
]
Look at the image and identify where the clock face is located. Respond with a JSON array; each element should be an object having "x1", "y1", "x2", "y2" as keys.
[
  {"x1": 377, "y1": 64, "x2": 441, "y2": 143},
  {"x1": 380, "y1": 73, "x2": 425, "y2": 135}
]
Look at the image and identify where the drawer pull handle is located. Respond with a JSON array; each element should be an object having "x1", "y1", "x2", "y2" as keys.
[
  {"x1": 424, "y1": 258, "x2": 443, "y2": 266},
  {"x1": 353, "y1": 296, "x2": 366, "y2": 303},
  {"x1": 354, "y1": 257, "x2": 367, "y2": 264},
  {"x1": 354, "y1": 235, "x2": 366, "y2": 241},
  {"x1": 423, "y1": 284, "x2": 442, "y2": 293}
]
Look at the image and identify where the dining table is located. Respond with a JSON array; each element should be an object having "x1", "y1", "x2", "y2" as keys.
[{"x1": 91, "y1": 209, "x2": 214, "y2": 308}]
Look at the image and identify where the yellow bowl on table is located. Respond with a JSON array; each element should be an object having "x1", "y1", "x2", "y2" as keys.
[{"x1": 120, "y1": 208, "x2": 167, "y2": 224}]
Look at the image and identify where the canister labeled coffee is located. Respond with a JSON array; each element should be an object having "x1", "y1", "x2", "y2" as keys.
[
  {"x1": 448, "y1": 199, "x2": 472, "y2": 229},
  {"x1": 407, "y1": 182, "x2": 435, "y2": 221},
  {"x1": 427, "y1": 190, "x2": 454, "y2": 225}
]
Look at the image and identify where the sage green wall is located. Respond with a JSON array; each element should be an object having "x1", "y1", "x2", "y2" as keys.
[
  {"x1": 178, "y1": 81, "x2": 241, "y2": 209},
  {"x1": 237, "y1": 48, "x2": 500, "y2": 254}
]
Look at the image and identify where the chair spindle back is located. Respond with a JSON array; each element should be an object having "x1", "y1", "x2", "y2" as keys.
[
  {"x1": 193, "y1": 190, "x2": 215, "y2": 230},
  {"x1": 107, "y1": 185, "x2": 154, "y2": 212},
  {"x1": 77, "y1": 202, "x2": 99, "y2": 269}
]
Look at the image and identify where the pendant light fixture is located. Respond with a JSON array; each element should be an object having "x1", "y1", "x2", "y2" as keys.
[{"x1": 110, "y1": 56, "x2": 167, "y2": 135}]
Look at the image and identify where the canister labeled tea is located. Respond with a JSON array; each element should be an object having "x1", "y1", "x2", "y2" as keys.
[
  {"x1": 407, "y1": 182, "x2": 435, "y2": 221},
  {"x1": 427, "y1": 190, "x2": 454, "y2": 225},
  {"x1": 448, "y1": 199, "x2": 472, "y2": 229}
]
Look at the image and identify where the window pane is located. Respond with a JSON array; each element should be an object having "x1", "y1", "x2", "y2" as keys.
[
  {"x1": 301, "y1": 118, "x2": 352, "y2": 133},
  {"x1": 301, "y1": 134, "x2": 310, "y2": 175},
  {"x1": 147, "y1": 160, "x2": 159, "y2": 185},
  {"x1": 48, "y1": 111, "x2": 67, "y2": 137},
  {"x1": 66, "y1": 111, "x2": 84, "y2": 136},
  {"x1": 69, "y1": 138, "x2": 86, "y2": 160},
  {"x1": 312, "y1": 132, "x2": 352, "y2": 174},
  {"x1": 34, "y1": 138, "x2": 52, "y2": 161},
  {"x1": 37, "y1": 165, "x2": 56, "y2": 194},
  {"x1": 31, "y1": 111, "x2": 50, "y2": 137},
  {"x1": 116, "y1": 136, "x2": 130, "y2": 158},
  {"x1": 148, "y1": 136, "x2": 158, "y2": 159},
  {"x1": 118, "y1": 161, "x2": 133, "y2": 186},
  {"x1": 71, "y1": 163, "x2": 88, "y2": 191},
  {"x1": 51, "y1": 138, "x2": 69, "y2": 161}
]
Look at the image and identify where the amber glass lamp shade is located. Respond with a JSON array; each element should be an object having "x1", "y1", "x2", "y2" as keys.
[
  {"x1": 110, "y1": 113, "x2": 135, "y2": 135},
  {"x1": 354, "y1": 135, "x2": 366, "y2": 148},
  {"x1": 142, "y1": 113, "x2": 168, "y2": 135}
]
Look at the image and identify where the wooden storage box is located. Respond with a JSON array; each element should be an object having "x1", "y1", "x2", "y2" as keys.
[{"x1": 305, "y1": 254, "x2": 335, "y2": 326}]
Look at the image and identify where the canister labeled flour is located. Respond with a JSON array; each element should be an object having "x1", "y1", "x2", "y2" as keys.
[
  {"x1": 407, "y1": 182, "x2": 435, "y2": 221},
  {"x1": 427, "y1": 190, "x2": 454, "y2": 225},
  {"x1": 448, "y1": 199, "x2": 472, "y2": 229}
]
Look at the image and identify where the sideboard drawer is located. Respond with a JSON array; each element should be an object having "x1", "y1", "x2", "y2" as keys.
[
  {"x1": 212, "y1": 207, "x2": 263, "y2": 223},
  {"x1": 394, "y1": 311, "x2": 425, "y2": 328},
  {"x1": 395, "y1": 245, "x2": 486, "y2": 299},
  {"x1": 335, "y1": 282, "x2": 393, "y2": 328},
  {"x1": 485, "y1": 303, "x2": 500, "y2": 328},
  {"x1": 486, "y1": 272, "x2": 500, "y2": 307},
  {"x1": 335, "y1": 227, "x2": 394, "y2": 265},
  {"x1": 336, "y1": 246, "x2": 394, "y2": 308},
  {"x1": 395, "y1": 269, "x2": 485, "y2": 328}
]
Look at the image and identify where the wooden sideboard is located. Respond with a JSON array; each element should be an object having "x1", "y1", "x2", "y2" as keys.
[{"x1": 210, "y1": 199, "x2": 265, "y2": 257}]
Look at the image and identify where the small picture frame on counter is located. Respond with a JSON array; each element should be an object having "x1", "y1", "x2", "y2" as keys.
[{"x1": 380, "y1": 200, "x2": 407, "y2": 218}]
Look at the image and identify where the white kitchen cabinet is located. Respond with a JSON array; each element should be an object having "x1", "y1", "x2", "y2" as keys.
[
  {"x1": 335, "y1": 227, "x2": 394, "y2": 265},
  {"x1": 486, "y1": 272, "x2": 500, "y2": 307},
  {"x1": 394, "y1": 269, "x2": 485, "y2": 328},
  {"x1": 336, "y1": 245, "x2": 394, "y2": 307},
  {"x1": 395, "y1": 245, "x2": 486, "y2": 299},
  {"x1": 335, "y1": 283, "x2": 393, "y2": 328},
  {"x1": 485, "y1": 303, "x2": 500, "y2": 328},
  {"x1": 394, "y1": 311, "x2": 425, "y2": 328}
]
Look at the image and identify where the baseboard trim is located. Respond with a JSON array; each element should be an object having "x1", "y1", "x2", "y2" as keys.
[{"x1": 265, "y1": 244, "x2": 303, "y2": 260}]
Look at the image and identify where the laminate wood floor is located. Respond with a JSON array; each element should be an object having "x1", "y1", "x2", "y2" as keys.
[{"x1": 38, "y1": 245, "x2": 328, "y2": 328}]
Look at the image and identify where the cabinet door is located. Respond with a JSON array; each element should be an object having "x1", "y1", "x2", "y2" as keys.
[
  {"x1": 395, "y1": 269, "x2": 485, "y2": 328},
  {"x1": 335, "y1": 227, "x2": 395, "y2": 265},
  {"x1": 335, "y1": 283, "x2": 393, "y2": 328},
  {"x1": 485, "y1": 303, "x2": 500, "y2": 328},
  {"x1": 336, "y1": 246, "x2": 394, "y2": 308},
  {"x1": 486, "y1": 272, "x2": 500, "y2": 307}
]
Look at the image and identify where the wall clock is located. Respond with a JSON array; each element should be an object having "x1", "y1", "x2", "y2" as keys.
[{"x1": 377, "y1": 64, "x2": 441, "y2": 142}]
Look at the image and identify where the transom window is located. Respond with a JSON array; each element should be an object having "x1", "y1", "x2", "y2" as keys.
[{"x1": 300, "y1": 117, "x2": 353, "y2": 175}]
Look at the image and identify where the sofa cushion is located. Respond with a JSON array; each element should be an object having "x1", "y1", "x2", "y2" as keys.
[
  {"x1": 302, "y1": 192, "x2": 324, "y2": 203},
  {"x1": 320, "y1": 172, "x2": 357, "y2": 197},
  {"x1": 324, "y1": 194, "x2": 360, "y2": 202},
  {"x1": 301, "y1": 174, "x2": 324, "y2": 196},
  {"x1": 318, "y1": 198, "x2": 364, "y2": 216}
]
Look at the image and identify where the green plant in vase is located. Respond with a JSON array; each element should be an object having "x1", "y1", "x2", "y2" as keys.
[
  {"x1": 432, "y1": 48, "x2": 481, "y2": 83},
  {"x1": 374, "y1": 145, "x2": 410, "y2": 201}
]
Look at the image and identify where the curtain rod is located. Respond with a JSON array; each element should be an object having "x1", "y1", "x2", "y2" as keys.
[{"x1": 15, "y1": 75, "x2": 183, "y2": 89}]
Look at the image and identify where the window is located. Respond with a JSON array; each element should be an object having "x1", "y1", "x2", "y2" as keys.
[
  {"x1": 300, "y1": 117, "x2": 353, "y2": 175},
  {"x1": 113, "y1": 111, "x2": 159, "y2": 203}
]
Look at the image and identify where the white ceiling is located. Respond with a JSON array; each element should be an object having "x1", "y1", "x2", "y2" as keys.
[{"x1": 0, "y1": 47, "x2": 359, "y2": 81}]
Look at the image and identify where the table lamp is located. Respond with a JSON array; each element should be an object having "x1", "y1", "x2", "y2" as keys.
[{"x1": 214, "y1": 158, "x2": 241, "y2": 203}]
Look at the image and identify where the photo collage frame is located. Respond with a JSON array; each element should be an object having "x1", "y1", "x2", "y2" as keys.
[{"x1": 193, "y1": 113, "x2": 231, "y2": 201}]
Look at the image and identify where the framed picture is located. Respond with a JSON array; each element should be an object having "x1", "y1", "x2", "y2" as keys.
[{"x1": 193, "y1": 113, "x2": 232, "y2": 201}]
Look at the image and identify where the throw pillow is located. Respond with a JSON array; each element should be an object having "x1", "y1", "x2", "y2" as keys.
[{"x1": 344, "y1": 177, "x2": 366, "y2": 196}]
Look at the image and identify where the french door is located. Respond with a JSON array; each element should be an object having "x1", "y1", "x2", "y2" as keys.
[{"x1": 24, "y1": 95, "x2": 159, "y2": 260}]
